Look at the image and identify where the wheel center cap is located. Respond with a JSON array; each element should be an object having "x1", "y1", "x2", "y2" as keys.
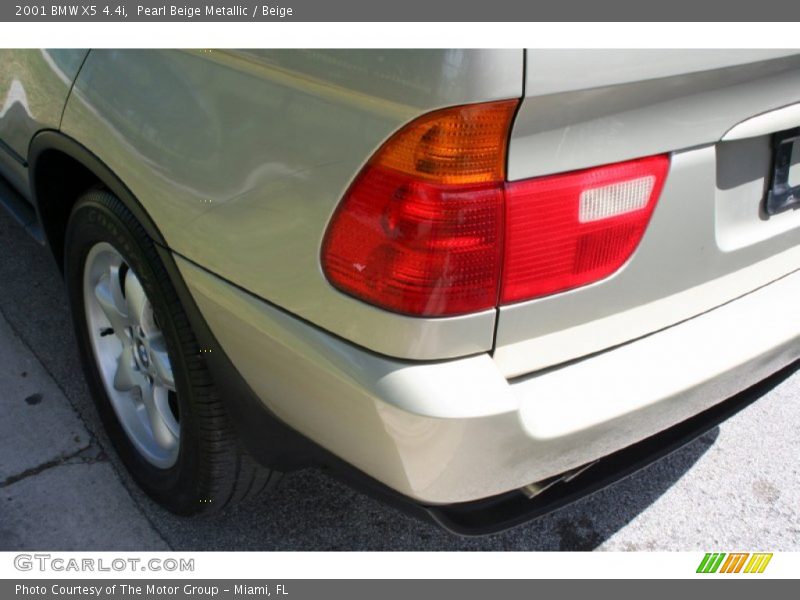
[{"x1": 136, "y1": 340, "x2": 150, "y2": 368}]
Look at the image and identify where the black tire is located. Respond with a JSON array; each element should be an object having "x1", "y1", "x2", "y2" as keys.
[{"x1": 64, "y1": 187, "x2": 278, "y2": 515}]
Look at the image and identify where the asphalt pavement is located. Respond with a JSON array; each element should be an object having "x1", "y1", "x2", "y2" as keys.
[{"x1": 0, "y1": 206, "x2": 798, "y2": 551}]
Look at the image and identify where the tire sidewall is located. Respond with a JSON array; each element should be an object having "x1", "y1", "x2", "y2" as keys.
[{"x1": 64, "y1": 190, "x2": 203, "y2": 513}]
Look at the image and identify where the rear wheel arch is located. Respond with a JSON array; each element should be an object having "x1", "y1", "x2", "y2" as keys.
[
  {"x1": 27, "y1": 129, "x2": 317, "y2": 476},
  {"x1": 28, "y1": 130, "x2": 167, "y2": 272}
]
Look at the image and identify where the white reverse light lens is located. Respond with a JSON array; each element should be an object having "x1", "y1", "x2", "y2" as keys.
[{"x1": 579, "y1": 176, "x2": 655, "y2": 223}]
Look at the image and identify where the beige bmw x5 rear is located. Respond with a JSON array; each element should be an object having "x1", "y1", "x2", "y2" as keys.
[{"x1": 1, "y1": 49, "x2": 799, "y2": 533}]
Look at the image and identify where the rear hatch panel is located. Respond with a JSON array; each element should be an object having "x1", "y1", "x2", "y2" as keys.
[{"x1": 496, "y1": 50, "x2": 800, "y2": 378}]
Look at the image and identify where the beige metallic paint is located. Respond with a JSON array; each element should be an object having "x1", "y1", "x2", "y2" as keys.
[
  {"x1": 60, "y1": 49, "x2": 523, "y2": 360},
  {"x1": 0, "y1": 49, "x2": 88, "y2": 191}
]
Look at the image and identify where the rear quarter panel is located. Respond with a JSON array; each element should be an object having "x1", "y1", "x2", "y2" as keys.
[{"x1": 60, "y1": 49, "x2": 523, "y2": 359}]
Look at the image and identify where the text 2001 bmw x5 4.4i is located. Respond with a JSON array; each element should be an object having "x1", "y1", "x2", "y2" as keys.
[{"x1": 1, "y1": 49, "x2": 800, "y2": 534}]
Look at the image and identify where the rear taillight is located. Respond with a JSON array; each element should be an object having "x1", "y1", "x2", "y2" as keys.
[
  {"x1": 501, "y1": 155, "x2": 669, "y2": 302},
  {"x1": 321, "y1": 100, "x2": 517, "y2": 317},
  {"x1": 322, "y1": 101, "x2": 670, "y2": 317}
]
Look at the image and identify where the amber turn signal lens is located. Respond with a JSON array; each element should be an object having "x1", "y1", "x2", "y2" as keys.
[{"x1": 371, "y1": 99, "x2": 519, "y2": 185}]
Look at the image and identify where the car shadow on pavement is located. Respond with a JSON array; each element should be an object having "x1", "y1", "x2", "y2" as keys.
[{"x1": 216, "y1": 426, "x2": 723, "y2": 551}]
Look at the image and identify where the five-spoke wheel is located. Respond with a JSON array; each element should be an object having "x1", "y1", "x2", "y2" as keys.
[
  {"x1": 83, "y1": 242, "x2": 180, "y2": 468},
  {"x1": 66, "y1": 188, "x2": 277, "y2": 514}
]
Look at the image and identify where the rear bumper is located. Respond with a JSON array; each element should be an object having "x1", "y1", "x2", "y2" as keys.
[
  {"x1": 175, "y1": 253, "x2": 800, "y2": 510},
  {"x1": 425, "y1": 364, "x2": 794, "y2": 535}
]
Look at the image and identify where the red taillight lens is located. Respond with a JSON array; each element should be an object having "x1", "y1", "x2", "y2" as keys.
[
  {"x1": 501, "y1": 155, "x2": 669, "y2": 302},
  {"x1": 322, "y1": 98, "x2": 670, "y2": 317},
  {"x1": 321, "y1": 100, "x2": 517, "y2": 317}
]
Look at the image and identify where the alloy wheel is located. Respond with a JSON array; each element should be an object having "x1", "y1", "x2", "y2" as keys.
[{"x1": 83, "y1": 242, "x2": 180, "y2": 468}]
